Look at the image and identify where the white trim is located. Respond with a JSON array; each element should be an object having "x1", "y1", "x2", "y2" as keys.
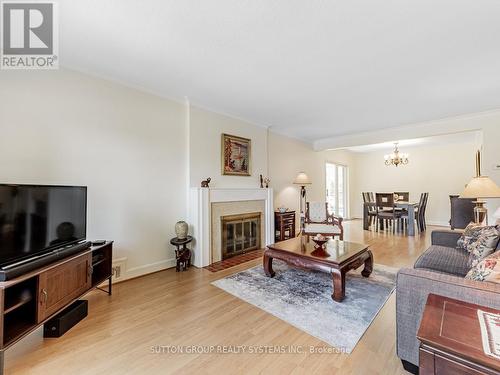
[
  {"x1": 189, "y1": 188, "x2": 211, "y2": 268},
  {"x1": 426, "y1": 221, "x2": 450, "y2": 227},
  {"x1": 63, "y1": 67, "x2": 186, "y2": 106},
  {"x1": 313, "y1": 109, "x2": 500, "y2": 151},
  {"x1": 209, "y1": 188, "x2": 272, "y2": 203},
  {"x1": 64, "y1": 67, "x2": 276, "y2": 133},
  {"x1": 115, "y1": 258, "x2": 177, "y2": 283},
  {"x1": 184, "y1": 97, "x2": 191, "y2": 218},
  {"x1": 267, "y1": 127, "x2": 315, "y2": 146}
]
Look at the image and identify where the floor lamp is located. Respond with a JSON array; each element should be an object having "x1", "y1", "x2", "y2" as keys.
[
  {"x1": 293, "y1": 172, "x2": 312, "y2": 232},
  {"x1": 460, "y1": 151, "x2": 500, "y2": 224}
]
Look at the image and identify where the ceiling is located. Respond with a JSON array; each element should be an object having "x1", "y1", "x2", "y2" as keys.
[
  {"x1": 61, "y1": 1, "x2": 500, "y2": 142},
  {"x1": 344, "y1": 131, "x2": 480, "y2": 153}
]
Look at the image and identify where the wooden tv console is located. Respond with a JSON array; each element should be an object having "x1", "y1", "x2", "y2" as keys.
[{"x1": 0, "y1": 241, "x2": 113, "y2": 375}]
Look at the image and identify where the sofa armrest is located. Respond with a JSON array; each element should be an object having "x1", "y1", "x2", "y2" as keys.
[
  {"x1": 396, "y1": 268, "x2": 500, "y2": 367},
  {"x1": 431, "y1": 229, "x2": 463, "y2": 248}
]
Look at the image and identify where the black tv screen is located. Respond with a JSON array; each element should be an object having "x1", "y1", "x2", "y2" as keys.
[{"x1": 0, "y1": 185, "x2": 87, "y2": 267}]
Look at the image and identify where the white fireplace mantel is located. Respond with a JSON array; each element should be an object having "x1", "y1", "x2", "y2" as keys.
[{"x1": 188, "y1": 188, "x2": 274, "y2": 267}]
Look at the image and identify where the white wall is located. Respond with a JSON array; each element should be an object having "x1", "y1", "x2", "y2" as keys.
[
  {"x1": 269, "y1": 129, "x2": 489, "y2": 227},
  {"x1": 189, "y1": 105, "x2": 268, "y2": 188},
  {"x1": 0, "y1": 69, "x2": 318, "y2": 278},
  {"x1": 1, "y1": 67, "x2": 498, "y2": 280},
  {"x1": 315, "y1": 110, "x2": 500, "y2": 223},
  {"x1": 268, "y1": 132, "x2": 356, "y2": 228},
  {"x1": 189, "y1": 121, "x2": 358, "y2": 229},
  {"x1": 350, "y1": 142, "x2": 477, "y2": 225},
  {"x1": 188, "y1": 109, "x2": 359, "y2": 223},
  {"x1": 0, "y1": 69, "x2": 187, "y2": 279}
]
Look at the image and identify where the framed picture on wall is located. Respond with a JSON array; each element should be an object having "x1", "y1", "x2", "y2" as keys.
[{"x1": 221, "y1": 133, "x2": 251, "y2": 176}]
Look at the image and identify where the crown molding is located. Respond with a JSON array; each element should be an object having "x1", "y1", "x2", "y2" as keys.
[{"x1": 313, "y1": 108, "x2": 500, "y2": 151}]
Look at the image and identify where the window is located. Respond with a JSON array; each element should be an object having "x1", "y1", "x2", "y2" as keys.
[{"x1": 325, "y1": 162, "x2": 348, "y2": 218}]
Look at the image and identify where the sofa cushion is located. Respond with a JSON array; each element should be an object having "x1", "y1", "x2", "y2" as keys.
[
  {"x1": 304, "y1": 223, "x2": 342, "y2": 235},
  {"x1": 414, "y1": 245, "x2": 470, "y2": 277},
  {"x1": 465, "y1": 250, "x2": 500, "y2": 284},
  {"x1": 457, "y1": 223, "x2": 500, "y2": 267},
  {"x1": 456, "y1": 222, "x2": 478, "y2": 250}
]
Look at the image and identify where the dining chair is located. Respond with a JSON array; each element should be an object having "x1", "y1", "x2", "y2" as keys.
[
  {"x1": 362, "y1": 192, "x2": 369, "y2": 203},
  {"x1": 375, "y1": 193, "x2": 402, "y2": 233},
  {"x1": 394, "y1": 192, "x2": 409, "y2": 202},
  {"x1": 368, "y1": 192, "x2": 375, "y2": 203},
  {"x1": 362, "y1": 192, "x2": 377, "y2": 227},
  {"x1": 419, "y1": 193, "x2": 429, "y2": 231},
  {"x1": 401, "y1": 192, "x2": 428, "y2": 232},
  {"x1": 394, "y1": 192, "x2": 410, "y2": 217}
]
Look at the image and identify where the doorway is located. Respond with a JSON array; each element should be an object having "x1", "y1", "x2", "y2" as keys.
[{"x1": 325, "y1": 162, "x2": 348, "y2": 218}]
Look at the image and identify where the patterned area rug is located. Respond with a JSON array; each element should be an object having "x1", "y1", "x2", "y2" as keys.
[{"x1": 212, "y1": 261, "x2": 397, "y2": 353}]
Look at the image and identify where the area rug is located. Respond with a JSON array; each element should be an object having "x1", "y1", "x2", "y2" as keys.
[{"x1": 212, "y1": 261, "x2": 397, "y2": 353}]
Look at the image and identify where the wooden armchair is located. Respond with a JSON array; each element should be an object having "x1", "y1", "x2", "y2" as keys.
[{"x1": 304, "y1": 202, "x2": 344, "y2": 240}]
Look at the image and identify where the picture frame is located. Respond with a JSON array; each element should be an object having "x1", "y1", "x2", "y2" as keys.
[{"x1": 221, "y1": 133, "x2": 251, "y2": 176}]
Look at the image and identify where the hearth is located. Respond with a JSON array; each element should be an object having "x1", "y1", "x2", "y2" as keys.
[{"x1": 221, "y1": 212, "x2": 261, "y2": 259}]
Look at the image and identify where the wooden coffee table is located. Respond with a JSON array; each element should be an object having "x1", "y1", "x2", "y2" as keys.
[{"x1": 264, "y1": 235, "x2": 373, "y2": 302}]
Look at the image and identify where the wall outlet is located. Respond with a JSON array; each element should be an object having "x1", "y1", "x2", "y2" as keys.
[
  {"x1": 112, "y1": 257, "x2": 127, "y2": 282},
  {"x1": 112, "y1": 265, "x2": 121, "y2": 278}
]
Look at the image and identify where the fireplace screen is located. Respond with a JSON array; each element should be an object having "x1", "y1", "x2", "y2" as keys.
[{"x1": 221, "y1": 212, "x2": 261, "y2": 259}]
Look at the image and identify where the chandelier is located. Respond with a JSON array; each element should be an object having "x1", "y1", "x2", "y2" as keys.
[{"x1": 384, "y1": 143, "x2": 409, "y2": 167}]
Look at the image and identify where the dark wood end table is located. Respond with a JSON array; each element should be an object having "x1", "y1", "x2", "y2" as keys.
[
  {"x1": 417, "y1": 294, "x2": 500, "y2": 375},
  {"x1": 275, "y1": 211, "x2": 296, "y2": 242},
  {"x1": 263, "y1": 235, "x2": 373, "y2": 302},
  {"x1": 170, "y1": 236, "x2": 193, "y2": 272}
]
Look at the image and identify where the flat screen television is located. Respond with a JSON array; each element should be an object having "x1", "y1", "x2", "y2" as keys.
[{"x1": 0, "y1": 184, "x2": 87, "y2": 267}]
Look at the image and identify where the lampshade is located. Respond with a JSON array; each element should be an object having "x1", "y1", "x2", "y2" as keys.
[
  {"x1": 293, "y1": 172, "x2": 311, "y2": 185},
  {"x1": 460, "y1": 176, "x2": 500, "y2": 199}
]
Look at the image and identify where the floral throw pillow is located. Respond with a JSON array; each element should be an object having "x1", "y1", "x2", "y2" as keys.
[
  {"x1": 456, "y1": 222, "x2": 480, "y2": 250},
  {"x1": 456, "y1": 223, "x2": 500, "y2": 267},
  {"x1": 465, "y1": 250, "x2": 500, "y2": 283}
]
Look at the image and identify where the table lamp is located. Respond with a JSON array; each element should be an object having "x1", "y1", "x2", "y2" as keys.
[
  {"x1": 293, "y1": 172, "x2": 312, "y2": 231},
  {"x1": 460, "y1": 152, "x2": 500, "y2": 224}
]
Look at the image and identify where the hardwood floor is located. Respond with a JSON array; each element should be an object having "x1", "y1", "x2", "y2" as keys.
[{"x1": 5, "y1": 220, "x2": 436, "y2": 375}]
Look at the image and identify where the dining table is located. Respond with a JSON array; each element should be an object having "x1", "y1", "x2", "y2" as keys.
[{"x1": 363, "y1": 201, "x2": 420, "y2": 236}]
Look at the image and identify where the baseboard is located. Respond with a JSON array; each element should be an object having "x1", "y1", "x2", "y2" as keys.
[
  {"x1": 114, "y1": 258, "x2": 177, "y2": 283},
  {"x1": 426, "y1": 221, "x2": 450, "y2": 227}
]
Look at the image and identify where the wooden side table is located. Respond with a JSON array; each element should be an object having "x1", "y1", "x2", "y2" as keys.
[
  {"x1": 417, "y1": 294, "x2": 500, "y2": 375},
  {"x1": 170, "y1": 236, "x2": 193, "y2": 272},
  {"x1": 274, "y1": 211, "x2": 296, "y2": 242}
]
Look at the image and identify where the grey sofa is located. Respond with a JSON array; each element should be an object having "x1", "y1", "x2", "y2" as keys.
[{"x1": 396, "y1": 229, "x2": 500, "y2": 374}]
